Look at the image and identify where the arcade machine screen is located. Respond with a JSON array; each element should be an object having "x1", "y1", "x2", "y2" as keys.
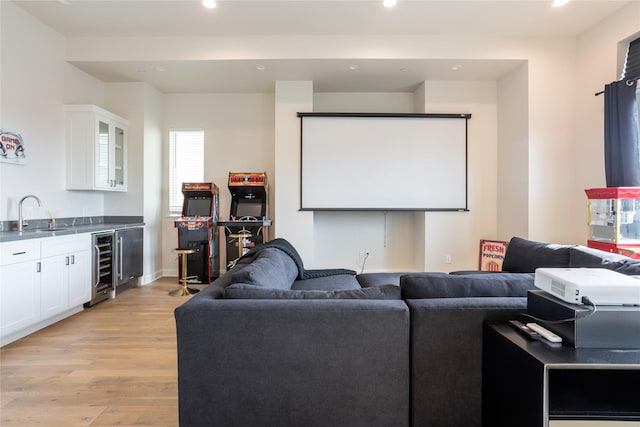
[
  {"x1": 235, "y1": 202, "x2": 263, "y2": 219},
  {"x1": 184, "y1": 197, "x2": 212, "y2": 217}
]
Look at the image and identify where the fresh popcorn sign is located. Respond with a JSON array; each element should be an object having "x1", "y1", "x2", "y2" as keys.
[
  {"x1": 0, "y1": 129, "x2": 26, "y2": 165},
  {"x1": 479, "y1": 239, "x2": 508, "y2": 271}
]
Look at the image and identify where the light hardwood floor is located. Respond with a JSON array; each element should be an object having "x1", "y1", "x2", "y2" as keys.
[{"x1": 1, "y1": 277, "x2": 193, "y2": 427}]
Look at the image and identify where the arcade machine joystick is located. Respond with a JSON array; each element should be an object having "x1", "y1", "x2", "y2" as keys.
[
  {"x1": 218, "y1": 172, "x2": 272, "y2": 268},
  {"x1": 173, "y1": 182, "x2": 221, "y2": 284}
]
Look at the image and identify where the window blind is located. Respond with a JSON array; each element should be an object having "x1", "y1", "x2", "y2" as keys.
[
  {"x1": 622, "y1": 37, "x2": 640, "y2": 81},
  {"x1": 169, "y1": 130, "x2": 204, "y2": 213}
]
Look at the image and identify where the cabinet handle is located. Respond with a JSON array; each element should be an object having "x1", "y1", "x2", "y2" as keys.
[
  {"x1": 12, "y1": 251, "x2": 26, "y2": 256},
  {"x1": 66, "y1": 256, "x2": 70, "y2": 266},
  {"x1": 118, "y1": 237, "x2": 123, "y2": 280},
  {"x1": 94, "y1": 245, "x2": 100, "y2": 287},
  {"x1": 71, "y1": 255, "x2": 75, "y2": 265},
  {"x1": 37, "y1": 261, "x2": 41, "y2": 273}
]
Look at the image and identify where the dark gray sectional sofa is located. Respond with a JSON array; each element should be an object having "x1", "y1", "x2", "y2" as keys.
[{"x1": 174, "y1": 236, "x2": 640, "y2": 427}]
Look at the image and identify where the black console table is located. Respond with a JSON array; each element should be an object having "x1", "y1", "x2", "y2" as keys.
[{"x1": 482, "y1": 323, "x2": 640, "y2": 427}]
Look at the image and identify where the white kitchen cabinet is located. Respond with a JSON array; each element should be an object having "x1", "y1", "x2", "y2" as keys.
[
  {"x1": 41, "y1": 235, "x2": 91, "y2": 319},
  {"x1": 68, "y1": 249, "x2": 91, "y2": 307},
  {"x1": 0, "y1": 240, "x2": 41, "y2": 340},
  {"x1": 65, "y1": 104, "x2": 128, "y2": 191},
  {"x1": 39, "y1": 254, "x2": 67, "y2": 320},
  {"x1": 1, "y1": 234, "x2": 91, "y2": 346}
]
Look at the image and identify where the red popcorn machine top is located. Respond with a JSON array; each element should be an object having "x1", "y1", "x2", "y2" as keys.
[
  {"x1": 218, "y1": 172, "x2": 272, "y2": 268},
  {"x1": 174, "y1": 182, "x2": 221, "y2": 283}
]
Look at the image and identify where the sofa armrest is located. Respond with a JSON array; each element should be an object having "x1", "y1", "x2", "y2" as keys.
[
  {"x1": 175, "y1": 297, "x2": 410, "y2": 427},
  {"x1": 406, "y1": 297, "x2": 526, "y2": 427}
]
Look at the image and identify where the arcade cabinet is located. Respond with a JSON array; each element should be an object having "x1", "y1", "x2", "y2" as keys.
[
  {"x1": 174, "y1": 182, "x2": 221, "y2": 283},
  {"x1": 218, "y1": 172, "x2": 272, "y2": 268}
]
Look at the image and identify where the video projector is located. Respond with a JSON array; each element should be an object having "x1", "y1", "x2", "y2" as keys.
[{"x1": 534, "y1": 268, "x2": 640, "y2": 306}]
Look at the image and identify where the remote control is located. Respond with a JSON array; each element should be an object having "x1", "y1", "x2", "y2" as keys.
[
  {"x1": 526, "y1": 322, "x2": 562, "y2": 343},
  {"x1": 509, "y1": 320, "x2": 540, "y2": 340}
]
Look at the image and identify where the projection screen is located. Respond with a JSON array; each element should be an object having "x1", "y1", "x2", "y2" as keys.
[{"x1": 299, "y1": 113, "x2": 471, "y2": 211}]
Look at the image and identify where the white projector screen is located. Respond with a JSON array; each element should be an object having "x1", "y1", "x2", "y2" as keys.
[{"x1": 299, "y1": 113, "x2": 470, "y2": 211}]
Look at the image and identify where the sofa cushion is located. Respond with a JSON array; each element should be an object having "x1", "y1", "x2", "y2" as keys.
[
  {"x1": 502, "y1": 237, "x2": 572, "y2": 273},
  {"x1": 570, "y1": 245, "x2": 640, "y2": 275},
  {"x1": 291, "y1": 274, "x2": 362, "y2": 291},
  {"x1": 224, "y1": 283, "x2": 402, "y2": 300},
  {"x1": 400, "y1": 272, "x2": 535, "y2": 299},
  {"x1": 357, "y1": 272, "x2": 415, "y2": 288},
  {"x1": 229, "y1": 247, "x2": 298, "y2": 289}
]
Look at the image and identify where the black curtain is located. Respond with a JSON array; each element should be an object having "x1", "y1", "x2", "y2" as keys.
[{"x1": 604, "y1": 78, "x2": 640, "y2": 187}]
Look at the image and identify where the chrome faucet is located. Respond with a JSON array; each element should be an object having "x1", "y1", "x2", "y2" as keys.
[{"x1": 18, "y1": 194, "x2": 41, "y2": 232}]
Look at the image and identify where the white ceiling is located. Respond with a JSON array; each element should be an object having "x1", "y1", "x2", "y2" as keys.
[{"x1": 12, "y1": 0, "x2": 637, "y2": 93}]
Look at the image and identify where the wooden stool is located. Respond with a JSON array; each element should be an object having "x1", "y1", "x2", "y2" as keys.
[
  {"x1": 171, "y1": 248, "x2": 200, "y2": 296},
  {"x1": 229, "y1": 231, "x2": 253, "y2": 260}
]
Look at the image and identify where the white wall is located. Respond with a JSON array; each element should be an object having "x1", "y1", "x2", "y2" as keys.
[
  {"x1": 142, "y1": 85, "x2": 164, "y2": 283},
  {"x1": 161, "y1": 93, "x2": 275, "y2": 275},
  {"x1": 423, "y1": 81, "x2": 499, "y2": 272},
  {"x1": 104, "y1": 82, "x2": 164, "y2": 283},
  {"x1": 4, "y1": 0, "x2": 640, "y2": 276},
  {"x1": 273, "y1": 81, "x2": 315, "y2": 263},
  {"x1": 0, "y1": 2, "x2": 105, "y2": 225},
  {"x1": 1, "y1": 3, "x2": 163, "y2": 284},
  {"x1": 525, "y1": 38, "x2": 579, "y2": 243},
  {"x1": 310, "y1": 84, "x2": 498, "y2": 272},
  {"x1": 575, "y1": 2, "x2": 640, "y2": 242},
  {"x1": 312, "y1": 92, "x2": 419, "y2": 271},
  {"x1": 497, "y1": 63, "x2": 529, "y2": 241},
  {"x1": 104, "y1": 83, "x2": 146, "y2": 216}
]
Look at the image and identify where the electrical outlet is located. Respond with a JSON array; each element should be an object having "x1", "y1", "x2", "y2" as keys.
[{"x1": 445, "y1": 254, "x2": 452, "y2": 264}]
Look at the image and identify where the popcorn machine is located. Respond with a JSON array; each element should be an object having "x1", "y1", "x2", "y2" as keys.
[{"x1": 585, "y1": 187, "x2": 640, "y2": 258}]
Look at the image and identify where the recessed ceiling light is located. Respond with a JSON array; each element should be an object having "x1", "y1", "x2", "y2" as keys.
[
  {"x1": 56, "y1": 0, "x2": 72, "y2": 5},
  {"x1": 155, "y1": 66, "x2": 166, "y2": 72},
  {"x1": 383, "y1": 0, "x2": 397, "y2": 8},
  {"x1": 349, "y1": 65, "x2": 359, "y2": 70},
  {"x1": 451, "y1": 65, "x2": 462, "y2": 71},
  {"x1": 256, "y1": 65, "x2": 266, "y2": 71},
  {"x1": 552, "y1": 0, "x2": 569, "y2": 7},
  {"x1": 202, "y1": 0, "x2": 217, "y2": 9}
]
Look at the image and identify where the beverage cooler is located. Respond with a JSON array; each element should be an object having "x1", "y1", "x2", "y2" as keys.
[
  {"x1": 89, "y1": 227, "x2": 143, "y2": 306},
  {"x1": 90, "y1": 232, "x2": 115, "y2": 306}
]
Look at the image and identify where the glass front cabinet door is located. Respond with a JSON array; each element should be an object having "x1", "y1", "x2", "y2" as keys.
[{"x1": 65, "y1": 105, "x2": 128, "y2": 192}]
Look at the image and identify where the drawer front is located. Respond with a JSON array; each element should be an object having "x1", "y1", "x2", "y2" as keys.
[
  {"x1": 41, "y1": 234, "x2": 91, "y2": 258},
  {"x1": 0, "y1": 240, "x2": 41, "y2": 266}
]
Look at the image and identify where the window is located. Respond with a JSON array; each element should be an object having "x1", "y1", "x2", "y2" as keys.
[{"x1": 169, "y1": 129, "x2": 204, "y2": 214}]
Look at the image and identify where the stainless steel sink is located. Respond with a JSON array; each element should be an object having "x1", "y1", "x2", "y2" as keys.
[{"x1": 21, "y1": 226, "x2": 68, "y2": 233}]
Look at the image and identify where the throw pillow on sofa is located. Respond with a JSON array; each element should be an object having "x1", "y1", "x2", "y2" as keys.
[
  {"x1": 229, "y1": 247, "x2": 298, "y2": 289},
  {"x1": 502, "y1": 237, "x2": 573, "y2": 273},
  {"x1": 223, "y1": 283, "x2": 402, "y2": 299},
  {"x1": 569, "y1": 245, "x2": 640, "y2": 275},
  {"x1": 291, "y1": 274, "x2": 362, "y2": 291},
  {"x1": 400, "y1": 272, "x2": 535, "y2": 299}
]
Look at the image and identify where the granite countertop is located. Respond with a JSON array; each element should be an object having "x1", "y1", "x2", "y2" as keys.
[{"x1": 0, "y1": 220, "x2": 145, "y2": 243}]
